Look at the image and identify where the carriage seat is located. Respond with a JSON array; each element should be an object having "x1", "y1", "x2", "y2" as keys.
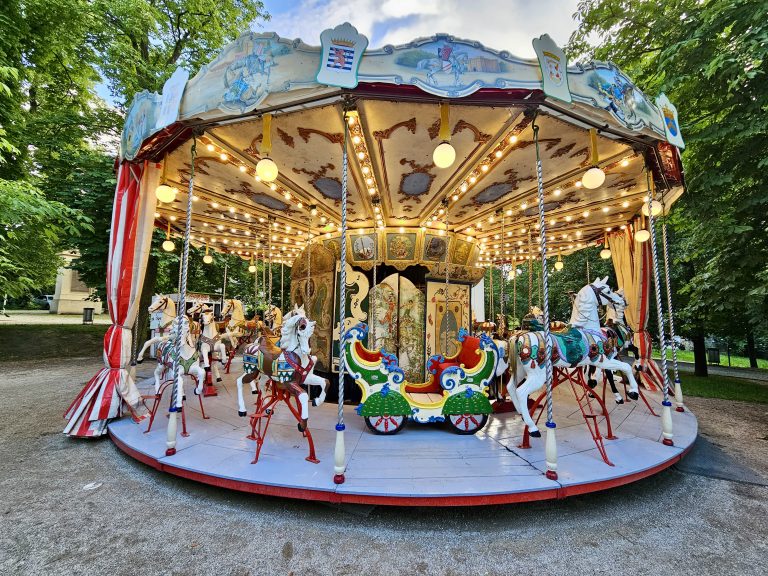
[{"x1": 405, "y1": 334, "x2": 482, "y2": 394}]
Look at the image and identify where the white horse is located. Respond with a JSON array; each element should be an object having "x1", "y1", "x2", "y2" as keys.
[
  {"x1": 220, "y1": 298, "x2": 247, "y2": 349},
  {"x1": 507, "y1": 277, "x2": 640, "y2": 436},
  {"x1": 586, "y1": 287, "x2": 642, "y2": 404},
  {"x1": 153, "y1": 317, "x2": 206, "y2": 407},
  {"x1": 198, "y1": 306, "x2": 227, "y2": 383},
  {"x1": 235, "y1": 309, "x2": 328, "y2": 425},
  {"x1": 136, "y1": 295, "x2": 176, "y2": 362}
]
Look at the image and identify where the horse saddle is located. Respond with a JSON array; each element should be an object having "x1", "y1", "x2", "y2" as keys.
[{"x1": 551, "y1": 327, "x2": 587, "y2": 366}]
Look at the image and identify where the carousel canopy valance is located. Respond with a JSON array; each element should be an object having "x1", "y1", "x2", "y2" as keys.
[{"x1": 124, "y1": 24, "x2": 685, "y2": 268}]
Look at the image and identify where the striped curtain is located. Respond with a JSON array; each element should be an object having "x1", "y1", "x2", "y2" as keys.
[
  {"x1": 609, "y1": 221, "x2": 663, "y2": 391},
  {"x1": 64, "y1": 161, "x2": 159, "y2": 437}
]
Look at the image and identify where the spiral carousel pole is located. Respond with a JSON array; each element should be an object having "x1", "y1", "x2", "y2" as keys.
[
  {"x1": 166, "y1": 135, "x2": 197, "y2": 456},
  {"x1": 334, "y1": 111, "x2": 351, "y2": 484},
  {"x1": 500, "y1": 210, "x2": 506, "y2": 325},
  {"x1": 532, "y1": 117, "x2": 557, "y2": 480},
  {"x1": 443, "y1": 199, "x2": 451, "y2": 355},
  {"x1": 661, "y1": 196, "x2": 684, "y2": 412},
  {"x1": 646, "y1": 173, "x2": 674, "y2": 446}
]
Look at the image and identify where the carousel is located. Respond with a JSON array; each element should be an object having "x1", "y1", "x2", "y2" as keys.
[{"x1": 64, "y1": 24, "x2": 697, "y2": 505}]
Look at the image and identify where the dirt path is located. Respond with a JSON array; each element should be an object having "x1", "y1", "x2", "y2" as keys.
[{"x1": 0, "y1": 358, "x2": 766, "y2": 576}]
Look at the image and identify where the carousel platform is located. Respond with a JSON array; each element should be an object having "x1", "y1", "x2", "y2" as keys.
[{"x1": 109, "y1": 362, "x2": 697, "y2": 506}]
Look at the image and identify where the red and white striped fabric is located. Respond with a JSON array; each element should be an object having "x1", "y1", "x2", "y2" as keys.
[
  {"x1": 64, "y1": 161, "x2": 159, "y2": 437},
  {"x1": 609, "y1": 223, "x2": 663, "y2": 391}
]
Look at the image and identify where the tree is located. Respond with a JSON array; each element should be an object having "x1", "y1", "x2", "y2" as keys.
[
  {"x1": 0, "y1": 179, "x2": 91, "y2": 298},
  {"x1": 93, "y1": 0, "x2": 268, "y2": 106},
  {"x1": 570, "y1": 0, "x2": 768, "y2": 375}
]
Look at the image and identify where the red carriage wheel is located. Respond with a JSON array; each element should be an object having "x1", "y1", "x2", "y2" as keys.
[
  {"x1": 365, "y1": 414, "x2": 407, "y2": 435},
  {"x1": 447, "y1": 413, "x2": 488, "y2": 435}
]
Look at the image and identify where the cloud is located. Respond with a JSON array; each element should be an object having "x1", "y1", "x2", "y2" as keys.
[{"x1": 262, "y1": 0, "x2": 580, "y2": 57}]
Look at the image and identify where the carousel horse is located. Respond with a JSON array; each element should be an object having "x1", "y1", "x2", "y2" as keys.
[
  {"x1": 586, "y1": 287, "x2": 642, "y2": 404},
  {"x1": 136, "y1": 297, "x2": 199, "y2": 363},
  {"x1": 220, "y1": 298, "x2": 248, "y2": 349},
  {"x1": 198, "y1": 306, "x2": 227, "y2": 383},
  {"x1": 235, "y1": 309, "x2": 328, "y2": 427},
  {"x1": 264, "y1": 303, "x2": 284, "y2": 332},
  {"x1": 152, "y1": 316, "x2": 206, "y2": 407},
  {"x1": 507, "y1": 277, "x2": 640, "y2": 437}
]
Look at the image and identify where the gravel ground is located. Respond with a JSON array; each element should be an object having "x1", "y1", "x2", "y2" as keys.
[{"x1": 1, "y1": 357, "x2": 766, "y2": 576}]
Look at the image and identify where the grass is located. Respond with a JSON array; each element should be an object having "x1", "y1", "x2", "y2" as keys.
[
  {"x1": 676, "y1": 370, "x2": 768, "y2": 404},
  {"x1": 0, "y1": 324, "x2": 106, "y2": 362},
  {"x1": 653, "y1": 348, "x2": 768, "y2": 370}
]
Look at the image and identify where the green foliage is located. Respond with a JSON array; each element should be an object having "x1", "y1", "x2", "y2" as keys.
[
  {"x1": 92, "y1": 0, "x2": 268, "y2": 106},
  {"x1": 0, "y1": 179, "x2": 91, "y2": 297},
  {"x1": 570, "y1": 0, "x2": 768, "y2": 344},
  {"x1": 487, "y1": 246, "x2": 614, "y2": 324},
  {"x1": 675, "y1": 369, "x2": 768, "y2": 404}
]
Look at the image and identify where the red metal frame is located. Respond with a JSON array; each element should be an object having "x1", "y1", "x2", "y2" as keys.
[
  {"x1": 519, "y1": 367, "x2": 615, "y2": 466},
  {"x1": 142, "y1": 378, "x2": 209, "y2": 436},
  {"x1": 601, "y1": 372, "x2": 660, "y2": 417},
  {"x1": 247, "y1": 382, "x2": 319, "y2": 465}
]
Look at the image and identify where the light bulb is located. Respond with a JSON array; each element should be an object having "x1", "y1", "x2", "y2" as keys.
[
  {"x1": 641, "y1": 200, "x2": 663, "y2": 217},
  {"x1": 600, "y1": 248, "x2": 612, "y2": 259},
  {"x1": 248, "y1": 264, "x2": 257, "y2": 273},
  {"x1": 256, "y1": 157, "x2": 278, "y2": 182},
  {"x1": 155, "y1": 184, "x2": 177, "y2": 203},
  {"x1": 554, "y1": 260, "x2": 564, "y2": 271},
  {"x1": 634, "y1": 229, "x2": 651, "y2": 242},
  {"x1": 203, "y1": 254, "x2": 213, "y2": 264},
  {"x1": 162, "y1": 239, "x2": 175, "y2": 252},
  {"x1": 582, "y1": 167, "x2": 606, "y2": 189},
  {"x1": 433, "y1": 141, "x2": 456, "y2": 169}
]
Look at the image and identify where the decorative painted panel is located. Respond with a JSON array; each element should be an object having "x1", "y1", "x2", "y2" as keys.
[
  {"x1": 290, "y1": 243, "x2": 335, "y2": 371},
  {"x1": 331, "y1": 262, "x2": 369, "y2": 372},
  {"x1": 426, "y1": 282, "x2": 471, "y2": 362}
]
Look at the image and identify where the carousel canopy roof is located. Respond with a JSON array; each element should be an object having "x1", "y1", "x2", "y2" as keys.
[{"x1": 124, "y1": 26, "x2": 685, "y2": 267}]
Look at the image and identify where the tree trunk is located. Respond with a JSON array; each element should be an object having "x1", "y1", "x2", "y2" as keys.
[
  {"x1": 692, "y1": 330, "x2": 708, "y2": 377},
  {"x1": 746, "y1": 331, "x2": 758, "y2": 369}
]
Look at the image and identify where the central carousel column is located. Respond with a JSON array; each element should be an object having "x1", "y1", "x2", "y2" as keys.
[
  {"x1": 532, "y1": 115, "x2": 558, "y2": 480},
  {"x1": 333, "y1": 111, "x2": 351, "y2": 485}
]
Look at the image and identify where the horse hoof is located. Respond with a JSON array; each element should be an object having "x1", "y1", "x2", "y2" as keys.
[
  {"x1": 628, "y1": 392, "x2": 639, "y2": 400},
  {"x1": 587, "y1": 379, "x2": 597, "y2": 389},
  {"x1": 251, "y1": 390, "x2": 258, "y2": 395},
  {"x1": 530, "y1": 430, "x2": 542, "y2": 438},
  {"x1": 298, "y1": 420, "x2": 308, "y2": 432},
  {"x1": 216, "y1": 377, "x2": 222, "y2": 383},
  {"x1": 616, "y1": 398, "x2": 624, "y2": 405},
  {"x1": 238, "y1": 411, "x2": 247, "y2": 417},
  {"x1": 136, "y1": 359, "x2": 143, "y2": 364}
]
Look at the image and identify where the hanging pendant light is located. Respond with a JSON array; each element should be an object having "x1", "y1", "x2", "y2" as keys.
[
  {"x1": 248, "y1": 253, "x2": 257, "y2": 273},
  {"x1": 162, "y1": 220, "x2": 175, "y2": 252},
  {"x1": 203, "y1": 243, "x2": 213, "y2": 264},
  {"x1": 433, "y1": 102, "x2": 456, "y2": 169},
  {"x1": 256, "y1": 114, "x2": 279, "y2": 182},
  {"x1": 635, "y1": 213, "x2": 651, "y2": 242},
  {"x1": 599, "y1": 232, "x2": 611, "y2": 259},
  {"x1": 642, "y1": 199, "x2": 663, "y2": 217},
  {"x1": 554, "y1": 251, "x2": 564, "y2": 271},
  {"x1": 155, "y1": 154, "x2": 179, "y2": 203},
  {"x1": 581, "y1": 128, "x2": 606, "y2": 189}
]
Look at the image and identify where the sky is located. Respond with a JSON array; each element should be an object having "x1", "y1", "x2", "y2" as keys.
[{"x1": 258, "y1": 0, "x2": 582, "y2": 57}]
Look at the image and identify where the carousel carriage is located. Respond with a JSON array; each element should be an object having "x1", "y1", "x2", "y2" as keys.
[
  {"x1": 344, "y1": 323, "x2": 503, "y2": 434},
  {"x1": 65, "y1": 24, "x2": 693, "y2": 505}
]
